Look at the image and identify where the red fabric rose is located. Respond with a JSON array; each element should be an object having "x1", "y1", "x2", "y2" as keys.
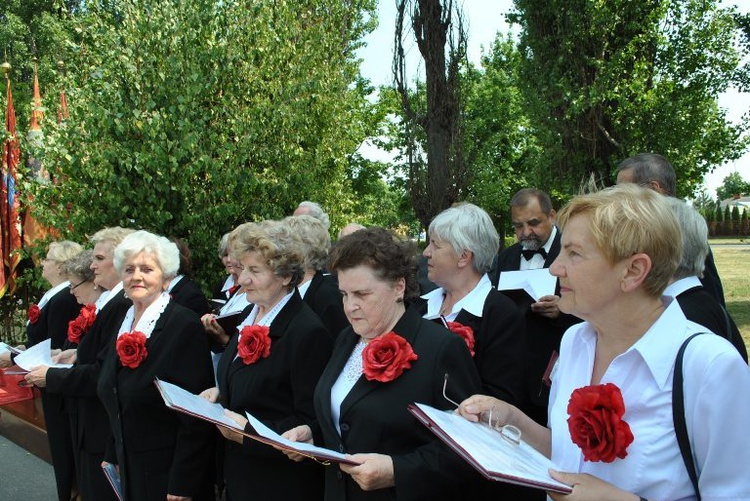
[
  {"x1": 567, "y1": 382, "x2": 634, "y2": 463},
  {"x1": 28, "y1": 304, "x2": 41, "y2": 324},
  {"x1": 116, "y1": 331, "x2": 149, "y2": 369},
  {"x1": 67, "y1": 304, "x2": 97, "y2": 344},
  {"x1": 446, "y1": 321, "x2": 475, "y2": 357},
  {"x1": 237, "y1": 325, "x2": 271, "y2": 365},
  {"x1": 362, "y1": 332, "x2": 418, "y2": 383}
]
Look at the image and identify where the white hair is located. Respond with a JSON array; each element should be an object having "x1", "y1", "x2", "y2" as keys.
[
  {"x1": 296, "y1": 201, "x2": 330, "y2": 230},
  {"x1": 113, "y1": 230, "x2": 180, "y2": 279},
  {"x1": 665, "y1": 197, "x2": 709, "y2": 280},
  {"x1": 428, "y1": 203, "x2": 499, "y2": 273}
]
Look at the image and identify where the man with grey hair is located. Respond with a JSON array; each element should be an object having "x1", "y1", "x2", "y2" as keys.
[
  {"x1": 293, "y1": 201, "x2": 330, "y2": 231},
  {"x1": 662, "y1": 198, "x2": 747, "y2": 361},
  {"x1": 615, "y1": 152, "x2": 676, "y2": 196},
  {"x1": 615, "y1": 152, "x2": 726, "y2": 306}
]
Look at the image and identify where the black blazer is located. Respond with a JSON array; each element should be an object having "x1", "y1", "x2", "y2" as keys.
[
  {"x1": 701, "y1": 249, "x2": 726, "y2": 306},
  {"x1": 302, "y1": 271, "x2": 349, "y2": 338},
  {"x1": 676, "y1": 285, "x2": 747, "y2": 362},
  {"x1": 313, "y1": 306, "x2": 482, "y2": 501},
  {"x1": 47, "y1": 290, "x2": 132, "y2": 451},
  {"x1": 492, "y1": 232, "x2": 581, "y2": 419},
  {"x1": 217, "y1": 290, "x2": 331, "y2": 501},
  {"x1": 46, "y1": 290, "x2": 131, "y2": 501},
  {"x1": 97, "y1": 301, "x2": 215, "y2": 501},
  {"x1": 26, "y1": 286, "x2": 81, "y2": 349},
  {"x1": 416, "y1": 288, "x2": 527, "y2": 406},
  {"x1": 170, "y1": 276, "x2": 210, "y2": 317}
]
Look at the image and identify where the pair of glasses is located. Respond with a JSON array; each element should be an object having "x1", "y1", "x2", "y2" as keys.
[
  {"x1": 70, "y1": 279, "x2": 89, "y2": 290},
  {"x1": 442, "y1": 374, "x2": 522, "y2": 446}
]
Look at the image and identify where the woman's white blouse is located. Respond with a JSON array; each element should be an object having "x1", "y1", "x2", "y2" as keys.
[{"x1": 549, "y1": 298, "x2": 750, "y2": 501}]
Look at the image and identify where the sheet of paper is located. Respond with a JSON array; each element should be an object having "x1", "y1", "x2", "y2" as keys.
[
  {"x1": 13, "y1": 339, "x2": 72, "y2": 371},
  {"x1": 0, "y1": 342, "x2": 20, "y2": 355},
  {"x1": 412, "y1": 403, "x2": 570, "y2": 492},
  {"x1": 497, "y1": 268, "x2": 557, "y2": 301},
  {"x1": 244, "y1": 411, "x2": 353, "y2": 464},
  {"x1": 154, "y1": 379, "x2": 242, "y2": 430}
]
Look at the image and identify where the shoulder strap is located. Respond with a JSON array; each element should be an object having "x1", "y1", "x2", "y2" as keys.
[{"x1": 672, "y1": 332, "x2": 704, "y2": 501}]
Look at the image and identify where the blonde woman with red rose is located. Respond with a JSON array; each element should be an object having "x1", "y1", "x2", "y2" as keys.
[
  {"x1": 199, "y1": 220, "x2": 332, "y2": 501},
  {"x1": 97, "y1": 230, "x2": 215, "y2": 501},
  {"x1": 458, "y1": 185, "x2": 750, "y2": 501},
  {"x1": 282, "y1": 227, "x2": 482, "y2": 501}
]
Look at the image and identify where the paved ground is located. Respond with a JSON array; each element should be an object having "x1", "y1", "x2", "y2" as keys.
[{"x1": 0, "y1": 434, "x2": 57, "y2": 500}]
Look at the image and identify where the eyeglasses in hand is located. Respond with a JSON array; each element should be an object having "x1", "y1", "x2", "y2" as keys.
[{"x1": 442, "y1": 373, "x2": 522, "y2": 446}]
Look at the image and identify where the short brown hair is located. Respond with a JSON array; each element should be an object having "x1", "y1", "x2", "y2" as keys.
[{"x1": 328, "y1": 227, "x2": 419, "y2": 301}]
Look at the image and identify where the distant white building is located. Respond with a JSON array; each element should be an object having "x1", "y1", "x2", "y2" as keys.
[{"x1": 720, "y1": 194, "x2": 750, "y2": 215}]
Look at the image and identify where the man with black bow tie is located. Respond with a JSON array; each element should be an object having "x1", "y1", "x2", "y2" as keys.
[{"x1": 492, "y1": 188, "x2": 581, "y2": 427}]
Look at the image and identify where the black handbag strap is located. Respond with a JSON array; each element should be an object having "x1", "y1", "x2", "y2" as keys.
[{"x1": 672, "y1": 332, "x2": 704, "y2": 501}]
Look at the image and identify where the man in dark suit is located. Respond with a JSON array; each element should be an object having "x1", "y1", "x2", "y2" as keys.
[
  {"x1": 492, "y1": 188, "x2": 581, "y2": 426},
  {"x1": 615, "y1": 152, "x2": 727, "y2": 306}
]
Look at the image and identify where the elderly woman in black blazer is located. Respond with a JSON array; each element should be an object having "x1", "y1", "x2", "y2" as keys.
[
  {"x1": 283, "y1": 227, "x2": 482, "y2": 501},
  {"x1": 29, "y1": 227, "x2": 134, "y2": 501},
  {"x1": 97, "y1": 230, "x2": 215, "y2": 501},
  {"x1": 199, "y1": 220, "x2": 332, "y2": 501},
  {"x1": 284, "y1": 214, "x2": 349, "y2": 337},
  {"x1": 419, "y1": 203, "x2": 533, "y2": 499},
  {"x1": 10, "y1": 240, "x2": 83, "y2": 501}
]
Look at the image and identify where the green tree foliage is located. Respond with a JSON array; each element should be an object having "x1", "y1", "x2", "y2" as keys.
[
  {"x1": 716, "y1": 171, "x2": 750, "y2": 200},
  {"x1": 460, "y1": 34, "x2": 535, "y2": 239},
  {"x1": 509, "y1": 0, "x2": 748, "y2": 197},
  {"x1": 27, "y1": 0, "x2": 377, "y2": 288},
  {"x1": 0, "y1": 1, "x2": 78, "y2": 133}
]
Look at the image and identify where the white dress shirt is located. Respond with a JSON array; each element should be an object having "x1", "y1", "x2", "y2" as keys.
[{"x1": 549, "y1": 298, "x2": 750, "y2": 500}]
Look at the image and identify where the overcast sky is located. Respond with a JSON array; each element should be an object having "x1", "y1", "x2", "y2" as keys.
[{"x1": 357, "y1": 0, "x2": 750, "y2": 198}]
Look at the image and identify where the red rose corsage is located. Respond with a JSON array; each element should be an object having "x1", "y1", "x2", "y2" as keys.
[
  {"x1": 28, "y1": 304, "x2": 41, "y2": 324},
  {"x1": 116, "y1": 331, "x2": 149, "y2": 369},
  {"x1": 362, "y1": 332, "x2": 418, "y2": 383},
  {"x1": 67, "y1": 304, "x2": 97, "y2": 344},
  {"x1": 567, "y1": 382, "x2": 634, "y2": 463},
  {"x1": 446, "y1": 321, "x2": 475, "y2": 357},
  {"x1": 237, "y1": 325, "x2": 271, "y2": 365}
]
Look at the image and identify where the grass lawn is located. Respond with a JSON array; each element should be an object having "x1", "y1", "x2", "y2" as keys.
[{"x1": 710, "y1": 242, "x2": 750, "y2": 351}]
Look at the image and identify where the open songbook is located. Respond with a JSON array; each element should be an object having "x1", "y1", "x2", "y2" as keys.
[
  {"x1": 101, "y1": 462, "x2": 124, "y2": 501},
  {"x1": 154, "y1": 379, "x2": 359, "y2": 466},
  {"x1": 408, "y1": 402, "x2": 572, "y2": 494}
]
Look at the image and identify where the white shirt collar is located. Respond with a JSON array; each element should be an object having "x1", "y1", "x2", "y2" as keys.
[
  {"x1": 573, "y1": 297, "x2": 693, "y2": 390},
  {"x1": 421, "y1": 274, "x2": 492, "y2": 321},
  {"x1": 38, "y1": 281, "x2": 71, "y2": 309},
  {"x1": 542, "y1": 225, "x2": 558, "y2": 254},
  {"x1": 221, "y1": 275, "x2": 236, "y2": 294},
  {"x1": 297, "y1": 279, "x2": 312, "y2": 299},
  {"x1": 167, "y1": 274, "x2": 184, "y2": 293},
  {"x1": 663, "y1": 276, "x2": 702, "y2": 298},
  {"x1": 98, "y1": 281, "x2": 124, "y2": 310}
]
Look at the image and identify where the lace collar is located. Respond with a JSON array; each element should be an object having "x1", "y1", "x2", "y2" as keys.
[{"x1": 117, "y1": 292, "x2": 171, "y2": 339}]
